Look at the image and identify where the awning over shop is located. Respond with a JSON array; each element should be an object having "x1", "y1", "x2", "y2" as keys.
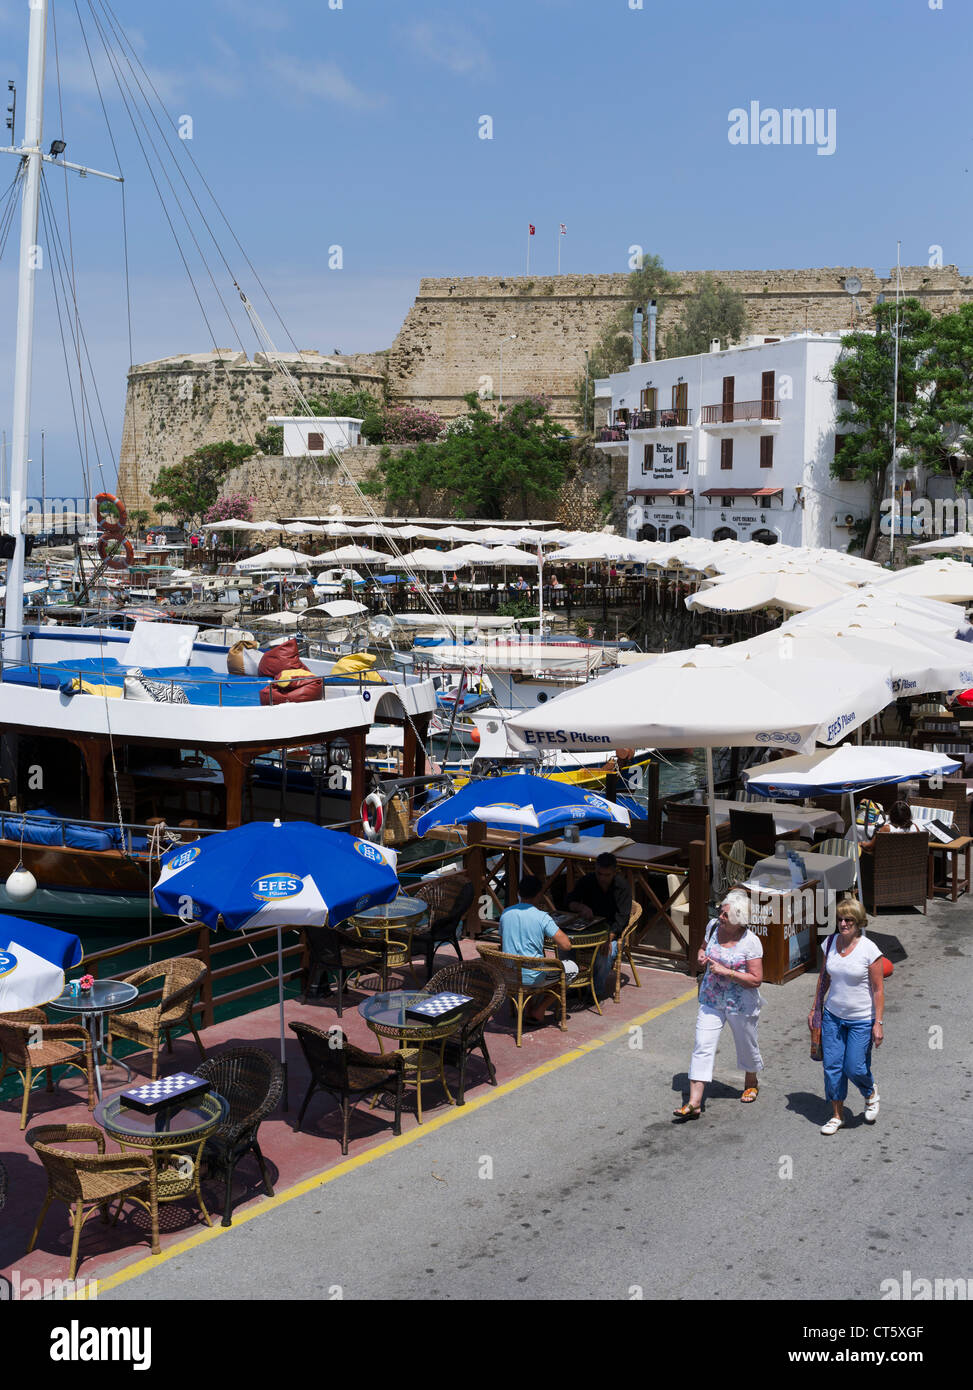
[{"x1": 700, "y1": 487, "x2": 783, "y2": 499}]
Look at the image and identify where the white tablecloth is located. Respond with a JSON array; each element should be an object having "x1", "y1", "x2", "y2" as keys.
[
  {"x1": 751, "y1": 852, "x2": 856, "y2": 893},
  {"x1": 713, "y1": 799, "x2": 845, "y2": 839}
]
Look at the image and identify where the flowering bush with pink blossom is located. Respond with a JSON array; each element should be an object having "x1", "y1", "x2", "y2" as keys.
[
  {"x1": 382, "y1": 405, "x2": 444, "y2": 444},
  {"x1": 204, "y1": 494, "x2": 255, "y2": 524}
]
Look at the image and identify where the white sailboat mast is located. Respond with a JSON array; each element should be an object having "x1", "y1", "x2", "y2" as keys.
[{"x1": 4, "y1": 0, "x2": 48, "y2": 660}]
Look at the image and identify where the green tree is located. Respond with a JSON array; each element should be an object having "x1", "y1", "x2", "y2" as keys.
[
  {"x1": 831, "y1": 298, "x2": 934, "y2": 559},
  {"x1": 150, "y1": 441, "x2": 254, "y2": 525},
  {"x1": 363, "y1": 392, "x2": 572, "y2": 517},
  {"x1": 905, "y1": 301, "x2": 973, "y2": 489},
  {"x1": 664, "y1": 274, "x2": 750, "y2": 358},
  {"x1": 574, "y1": 251, "x2": 680, "y2": 430}
]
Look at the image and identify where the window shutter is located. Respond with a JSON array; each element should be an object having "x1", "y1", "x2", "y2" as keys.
[
  {"x1": 307, "y1": 432, "x2": 324, "y2": 451},
  {"x1": 720, "y1": 438, "x2": 733, "y2": 470},
  {"x1": 760, "y1": 436, "x2": 774, "y2": 468},
  {"x1": 722, "y1": 376, "x2": 735, "y2": 423},
  {"x1": 643, "y1": 443, "x2": 654, "y2": 473}
]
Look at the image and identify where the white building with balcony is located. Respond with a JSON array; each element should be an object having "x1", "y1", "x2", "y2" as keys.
[{"x1": 595, "y1": 334, "x2": 871, "y2": 548}]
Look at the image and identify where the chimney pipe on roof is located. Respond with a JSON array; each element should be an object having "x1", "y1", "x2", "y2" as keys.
[
  {"x1": 709, "y1": 338, "x2": 721, "y2": 353},
  {"x1": 632, "y1": 307, "x2": 644, "y2": 365},
  {"x1": 646, "y1": 300, "x2": 658, "y2": 363}
]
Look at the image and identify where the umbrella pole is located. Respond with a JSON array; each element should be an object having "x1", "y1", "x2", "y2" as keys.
[
  {"x1": 847, "y1": 790, "x2": 863, "y2": 900},
  {"x1": 705, "y1": 746, "x2": 719, "y2": 893},
  {"x1": 277, "y1": 925, "x2": 288, "y2": 1111}
]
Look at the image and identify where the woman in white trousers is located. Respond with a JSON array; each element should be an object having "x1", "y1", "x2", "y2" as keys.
[{"x1": 674, "y1": 889, "x2": 764, "y2": 1120}]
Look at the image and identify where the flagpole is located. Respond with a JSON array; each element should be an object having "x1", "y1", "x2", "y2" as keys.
[
  {"x1": 557, "y1": 231, "x2": 561, "y2": 276},
  {"x1": 526, "y1": 225, "x2": 531, "y2": 276}
]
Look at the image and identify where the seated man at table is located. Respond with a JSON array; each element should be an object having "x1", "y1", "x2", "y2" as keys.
[
  {"x1": 569, "y1": 852, "x2": 633, "y2": 998},
  {"x1": 501, "y1": 874, "x2": 577, "y2": 1022}
]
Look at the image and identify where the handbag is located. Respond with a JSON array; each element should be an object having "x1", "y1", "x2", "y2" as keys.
[
  {"x1": 697, "y1": 918, "x2": 718, "y2": 997},
  {"x1": 809, "y1": 932, "x2": 836, "y2": 1060}
]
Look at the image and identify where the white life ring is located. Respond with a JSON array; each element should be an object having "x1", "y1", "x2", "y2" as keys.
[{"x1": 361, "y1": 792, "x2": 384, "y2": 841}]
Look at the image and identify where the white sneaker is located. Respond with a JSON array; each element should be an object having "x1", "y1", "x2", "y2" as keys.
[
  {"x1": 864, "y1": 1090, "x2": 880, "y2": 1123},
  {"x1": 820, "y1": 1114, "x2": 844, "y2": 1135}
]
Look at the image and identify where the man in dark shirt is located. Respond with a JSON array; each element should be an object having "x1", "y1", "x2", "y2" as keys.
[{"x1": 568, "y1": 852, "x2": 632, "y2": 997}]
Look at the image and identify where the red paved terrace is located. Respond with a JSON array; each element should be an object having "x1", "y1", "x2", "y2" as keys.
[{"x1": 0, "y1": 945, "x2": 693, "y2": 1292}]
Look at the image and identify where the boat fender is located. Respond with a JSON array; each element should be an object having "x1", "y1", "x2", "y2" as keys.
[
  {"x1": 5, "y1": 864, "x2": 37, "y2": 902},
  {"x1": 361, "y1": 792, "x2": 384, "y2": 841}
]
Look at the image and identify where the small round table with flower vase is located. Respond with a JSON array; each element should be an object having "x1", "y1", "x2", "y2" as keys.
[{"x1": 49, "y1": 978, "x2": 140, "y2": 1101}]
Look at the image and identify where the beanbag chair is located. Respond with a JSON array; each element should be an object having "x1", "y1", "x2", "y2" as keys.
[
  {"x1": 257, "y1": 637, "x2": 322, "y2": 705},
  {"x1": 227, "y1": 640, "x2": 261, "y2": 676},
  {"x1": 329, "y1": 651, "x2": 386, "y2": 683}
]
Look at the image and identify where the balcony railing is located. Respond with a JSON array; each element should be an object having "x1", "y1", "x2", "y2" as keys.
[
  {"x1": 700, "y1": 400, "x2": 780, "y2": 424},
  {"x1": 597, "y1": 426, "x2": 629, "y2": 442},
  {"x1": 629, "y1": 407, "x2": 693, "y2": 429}
]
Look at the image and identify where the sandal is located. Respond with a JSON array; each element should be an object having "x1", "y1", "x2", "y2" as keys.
[
  {"x1": 741, "y1": 1086, "x2": 759, "y2": 1103},
  {"x1": 672, "y1": 1102, "x2": 701, "y2": 1120},
  {"x1": 820, "y1": 1113, "x2": 844, "y2": 1136}
]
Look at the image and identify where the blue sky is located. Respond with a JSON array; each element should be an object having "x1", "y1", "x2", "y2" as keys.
[{"x1": 0, "y1": 0, "x2": 969, "y2": 495}]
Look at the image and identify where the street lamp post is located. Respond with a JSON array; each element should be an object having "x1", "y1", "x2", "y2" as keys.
[{"x1": 498, "y1": 334, "x2": 516, "y2": 412}]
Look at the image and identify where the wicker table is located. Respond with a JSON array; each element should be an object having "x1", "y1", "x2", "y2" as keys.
[
  {"x1": 359, "y1": 990, "x2": 473, "y2": 1124},
  {"x1": 350, "y1": 897, "x2": 429, "y2": 987},
  {"x1": 95, "y1": 1088, "x2": 227, "y2": 1228},
  {"x1": 49, "y1": 979, "x2": 139, "y2": 1103}
]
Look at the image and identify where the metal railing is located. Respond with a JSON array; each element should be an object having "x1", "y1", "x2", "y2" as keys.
[
  {"x1": 700, "y1": 399, "x2": 780, "y2": 424},
  {"x1": 629, "y1": 407, "x2": 693, "y2": 429}
]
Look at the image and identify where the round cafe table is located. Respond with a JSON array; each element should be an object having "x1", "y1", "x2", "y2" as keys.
[
  {"x1": 359, "y1": 989, "x2": 473, "y2": 1123},
  {"x1": 95, "y1": 1089, "x2": 227, "y2": 1227},
  {"x1": 49, "y1": 979, "x2": 139, "y2": 1102},
  {"x1": 349, "y1": 897, "x2": 429, "y2": 988}
]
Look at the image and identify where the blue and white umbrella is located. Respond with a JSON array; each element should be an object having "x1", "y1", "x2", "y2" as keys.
[
  {"x1": 153, "y1": 820, "x2": 400, "y2": 1099},
  {"x1": 0, "y1": 916, "x2": 83, "y2": 1012},
  {"x1": 415, "y1": 773, "x2": 631, "y2": 877},
  {"x1": 743, "y1": 746, "x2": 962, "y2": 895}
]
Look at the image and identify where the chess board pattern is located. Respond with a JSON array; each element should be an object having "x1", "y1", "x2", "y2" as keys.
[
  {"x1": 120, "y1": 1072, "x2": 208, "y2": 1111},
  {"x1": 406, "y1": 992, "x2": 473, "y2": 1020}
]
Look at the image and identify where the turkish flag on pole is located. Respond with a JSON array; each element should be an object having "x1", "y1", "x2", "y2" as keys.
[
  {"x1": 529, "y1": 225, "x2": 535, "y2": 235},
  {"x1": 526, "y1": 224, "x2": 535, "y2": 274}
]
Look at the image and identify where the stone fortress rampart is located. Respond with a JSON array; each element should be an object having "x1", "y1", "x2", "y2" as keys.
[{"x1": 118, "y1": 266, "x2": 973, "y2": 519}]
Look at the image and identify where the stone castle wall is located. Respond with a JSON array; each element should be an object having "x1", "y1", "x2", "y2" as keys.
[
  {"x1": 384, "y1": 266, "x2": 973, "y2": 426},
  {"x1": 117, "y1": 349, "x2": 385, "y2": 517},
  {"x1": 118, "y1": 265, "x2": 973, "y2": 520},
  {"x1": 220, "y1": 443, "x2": 627, "y2": 534}
]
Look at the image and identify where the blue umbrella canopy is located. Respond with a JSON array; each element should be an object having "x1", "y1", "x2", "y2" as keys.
[
  {"x1": 154, "y1": 820, "x2": 399, "y2": 930},
  {"x1": 414, "y1": 773, "x2": 631, "y2": 839},
  {"x1": 0, "y1": 916, "x2": 83, "y2": 1011}
]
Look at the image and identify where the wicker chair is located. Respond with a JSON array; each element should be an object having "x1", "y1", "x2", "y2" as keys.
[
  {"x1": 424, "y1": 959, "x2": 506, "y2": 1104},
  {"x1": 107, "y1": 957, "x2": 207, "y2": 1081},
  {"x1": 613, "y1": 901, "x2": 645, "y2": 1002},
  {"x1": 475, "y1": 942, "x2": 567, "y2": 1047},
  {"x1": 718, "y1": 838, "x2": 751, "y2": 893},
  {"x1": 26, "y1": 1123, "x2": 159, "y2": 1280},
  {"x1": 860, "y1": 831, "x2": 929, "y2": 914},
  {"x1": 817, "y1": 836, "x2": 861, "y2": 861},
  {"x1": 915, "y1": 779, "x2": 971, "y2": 835},
  {"x1": 196, "y1": 1048, "x2": 283, "y2": 1228},
  {"x1": 301, "y1": 925, "x2": 390, "y2": 1014},
  {"x1": 562, "y1": 926, "x2": 611, "y2": 1015},
  {"x1": 289, "y1": 1021, "x2": 404, "y2": 1154},
  {"x1": 0, "y1": 1007, "x2": 94, "y2": 1130},
  {"x1": 409, "y1": 874, "x2": 474, "y2": 978},
  {"x1": 0, "y1": 1155, "x2": 6, "y2": 1212}
]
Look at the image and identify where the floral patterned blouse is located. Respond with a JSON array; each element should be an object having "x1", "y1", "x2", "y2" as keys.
[{"x1": 698, "y1": 923, "x2": 764, "y2": 1016}]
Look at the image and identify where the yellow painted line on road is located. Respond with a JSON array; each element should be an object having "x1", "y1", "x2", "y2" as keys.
[{"x1": 84, "y1": 984, "x2": 697, "y2": 1297}]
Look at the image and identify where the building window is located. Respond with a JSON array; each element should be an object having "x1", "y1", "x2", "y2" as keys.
[
  {"x1": 307, "y1": 432, "x2": 324, "y2": 451},
  {"x1": 674, "y1": 494, "x2": 686, "y2": 508},
  {"x1": 721, "y1": 496, "x2": 735, "y2": 508},
  {"x1": 676, "y1": 442, "x2": 688, "y2": 471},
  {"x1": 761, "y1": 370, "x2": 776, "y2": 415},
  {"x1": 641, "y1": 387, "x2": 657, "y2": 411},
  {"x1": 642, "y1": 444, "x2": 654, "y2": 473},
  {"x1": 760, "y1": 436, "x2": 774, "y2": 469},
  {"x1": 834, "y1": 434, "x2": 852, "y2": 480},
  {"x1": 720, "y1": 438, "x2": 733, "y2": 470}
]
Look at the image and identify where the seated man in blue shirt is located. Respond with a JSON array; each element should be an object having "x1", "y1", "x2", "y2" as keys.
[{"x1": 500, "y1": 874, "x2": 576, "y2": 1022}]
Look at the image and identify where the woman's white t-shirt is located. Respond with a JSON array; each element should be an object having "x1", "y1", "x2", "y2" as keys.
[
  {"x1": 824, "y1": 934, "x2": 883, "y2": 1020},
  {"x1": 885, "y1": 824, "x2": 918, "y2": 834}
]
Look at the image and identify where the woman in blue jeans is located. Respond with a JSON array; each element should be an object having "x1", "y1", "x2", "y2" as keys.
[{"x1": 810, "y1": 897, "x2": 885, "y2": 1135}]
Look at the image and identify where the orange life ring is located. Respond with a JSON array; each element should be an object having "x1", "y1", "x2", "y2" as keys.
[
  {"x1": 98, "y1": 536, "x2": 134, "y2": 569},
  {"x1": 361, "y1": 793, "x2": 384, "y2": 841},
  {"x1": 95, "y1": 492, "x2": 128, "y2": 528}
]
